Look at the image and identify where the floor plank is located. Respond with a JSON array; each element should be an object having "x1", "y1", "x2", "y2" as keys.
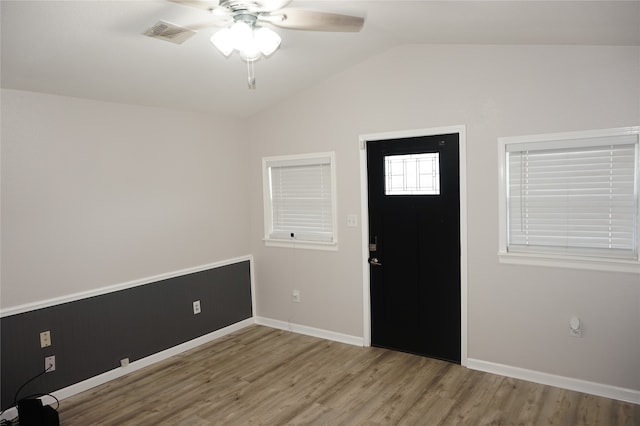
[{"x1": 58, "y1": 325, "x2": 639, "y2": 425}]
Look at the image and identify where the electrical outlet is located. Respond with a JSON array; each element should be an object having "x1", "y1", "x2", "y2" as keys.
[
  {"x1": 193, "y1": 300, "x2": 201, "y2": 315},
  {"x1": 569, "y1": 316, "x2": 583, "y2": 337},
  {"x1": 292, "y1": 289, "x2": 301, "y2": 303},
  {"x1": 40, "y1": 331, "x2": 51, "y2": 348},
  {"x1": 45, "y1": 355, "x2": 55, "y2": 372}
]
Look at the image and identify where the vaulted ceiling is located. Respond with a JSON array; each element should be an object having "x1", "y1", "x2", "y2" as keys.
[{"x1": 2, "y1": 1, "x2": 639, "y2": 118}]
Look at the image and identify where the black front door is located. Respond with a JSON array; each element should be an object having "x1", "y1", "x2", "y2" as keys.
[{"x1": 367, "y1": 133, "x2": 461, "y2": 363}]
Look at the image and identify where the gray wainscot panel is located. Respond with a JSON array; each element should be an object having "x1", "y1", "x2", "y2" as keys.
[{"x1": 1, "y1": 260, "x2": 252, "y2": 410}]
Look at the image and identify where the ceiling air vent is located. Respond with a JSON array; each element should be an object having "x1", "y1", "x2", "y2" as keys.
[{"x1": 143, "y1": 20, "x2": 196, "y2": 45}]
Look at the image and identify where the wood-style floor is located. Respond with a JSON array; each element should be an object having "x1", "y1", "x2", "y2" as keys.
[{"x1": 59, "y1": 325, "x2": 639, "y2": 425}]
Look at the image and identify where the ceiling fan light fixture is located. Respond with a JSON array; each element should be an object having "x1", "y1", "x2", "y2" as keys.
[
  {"x1": 229, "y1": 21, "x2": 253, "y2": 51},
  {"x1": 254, "y1": 27, "x2": 281, "y2": 56},
  {"x1": 239, "y1": 38, "x2": 261, "y2": 61},
  {"x1": 167, "y1": 0, "x2": 366, "y2": 88},
  {"x1": 211, "y1": 21, "x2": 281, "y2": 61},
  {"x1": 210, "y1": 28, "x2": 234, "y2": 56}
]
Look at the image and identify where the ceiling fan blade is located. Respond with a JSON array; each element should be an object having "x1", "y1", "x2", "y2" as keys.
[
  {"x1": 169, "y1": 0, "x2": 291, "y2": 13},
  {"x1": 168, "y1": 0, "x2": 222, "y2": 11},
  {"x1": 184, "y1": 18, "x2": 233, "y2": 31},
  {"x1": 265, "y1": 9, "x2": 364, "y2": 32},
  {"x1": 255, "y1": 0, "x2": 293, "y2": 12}
]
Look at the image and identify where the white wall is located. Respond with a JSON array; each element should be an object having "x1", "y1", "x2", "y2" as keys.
[
  {"x1": 1, "y1": 89, "x2": 251, "y2": 309},
  {"x1": 2, "y1": 44, "x2": 638, "y2": 397},
  {"x1": 249, "y1": 45, "x2": 640, "y2": 392}
]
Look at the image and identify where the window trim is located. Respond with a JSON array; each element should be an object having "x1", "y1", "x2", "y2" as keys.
[
  {"x1": 262, "y1": 151, "x2": 338, "y2": 251},
  {"x1": 498, "y1": 126, "x2": 640, "y2": 273}
]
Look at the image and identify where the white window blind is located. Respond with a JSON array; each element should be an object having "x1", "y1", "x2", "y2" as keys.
[
  {"x1": 264, "y1": 153, "x2": 336, "y2": 244},
  {"x1": 506, "y1": 134, "x2": 638, "y2": 259}
]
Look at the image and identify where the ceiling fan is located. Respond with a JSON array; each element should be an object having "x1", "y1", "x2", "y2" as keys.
[{"x1": 144, "y1": 0, "x2": 365, "y2": 88}]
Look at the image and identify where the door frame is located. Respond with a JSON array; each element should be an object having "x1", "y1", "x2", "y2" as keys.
[{"x1": 358, "y1": 125, "x2": 468, "y2": 366}]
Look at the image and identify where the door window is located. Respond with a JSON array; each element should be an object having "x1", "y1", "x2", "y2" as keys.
[{"x1": 384, "y1": 153, "x2": 440, "y2": 195}]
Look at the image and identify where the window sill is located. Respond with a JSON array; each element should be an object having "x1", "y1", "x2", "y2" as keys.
[
  {"x1": 264, "y1": 239, "x2": 338, "y2": 251},
  {"x1": 498, "y1": 251, "x2": 640, "y2": 274}
]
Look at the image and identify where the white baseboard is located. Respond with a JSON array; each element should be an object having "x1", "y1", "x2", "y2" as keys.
[
  {"x1": 1, "y1": 317, "x2": 360, "y2": 422},
  {"x1": 0, "y1": 318, "x2": 254, "y2": 422},
  {"x1": 4, "y1": 321, "x2": 634, "y2": 423},
  {"x1": 254, "y1": 316, "x2": 364, "y2": 347},
  {"x1": 467, "y1": 358, "x2": 640, "y2": 405}
]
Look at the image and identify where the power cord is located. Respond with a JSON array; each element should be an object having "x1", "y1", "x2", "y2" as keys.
[
  {"x1": 13, "y1": 364, "x2": 54, "y2": 407},
  {"x1": 0, "y1": 364, "x2": 60, "y2": 423}
]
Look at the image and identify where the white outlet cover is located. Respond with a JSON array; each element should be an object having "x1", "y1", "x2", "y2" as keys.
[
  {"x1": 40, "y1": 331, "x2": 52, "y2": 348},
  {"x1": 569, "y1": 316, "x2": 583, "y2": 337},
  {"x1": 45, "y1": 355, "x2": 56, "y2": 372},
  {"x1": 570, "y1": 317, "x2": 581, "y2": 331}
]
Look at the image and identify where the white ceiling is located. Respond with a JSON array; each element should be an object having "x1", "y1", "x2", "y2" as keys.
[{"x1": 2, "y1": 1, "x2": 639, "y2": 118}]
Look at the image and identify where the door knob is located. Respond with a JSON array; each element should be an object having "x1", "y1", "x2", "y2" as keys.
[{"x1": 368, "y1": 257, "x2": 382, "y2": 266}]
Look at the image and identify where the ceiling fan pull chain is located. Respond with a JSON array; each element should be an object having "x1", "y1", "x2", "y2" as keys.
[{"x1": 247, "y1": 60, "x2": 256, "y2": 90}]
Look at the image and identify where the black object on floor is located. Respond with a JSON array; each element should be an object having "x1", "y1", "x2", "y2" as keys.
[{"x1": 17, "y1": 399, "x2": 59, "y2": 426}]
